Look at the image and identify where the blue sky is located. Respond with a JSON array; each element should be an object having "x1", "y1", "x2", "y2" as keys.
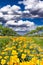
[
  {"x1": 0, "y1": 0, "x2": 43, "y2": 34},
  {"x1": 0, "y1": 0, "x2": 24, "y2": 11},
  {"x1": 0, "y1": 0, "x2": 23, "y2": 8},
  {"x1": 0, "y1": 0, "x2": 22, "y2": 5}
]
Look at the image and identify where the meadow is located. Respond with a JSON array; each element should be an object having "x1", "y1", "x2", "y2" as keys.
[{"x1": 0, "y1": 36, "x2": 43, "y2": 65}]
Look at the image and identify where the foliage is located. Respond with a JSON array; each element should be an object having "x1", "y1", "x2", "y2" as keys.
[
  {"x1": 25, "y1": 26, "x2": 43, "y2": 36},
  {"x1": 0, "y1": 25, "x2": 20, "y2": 36}
]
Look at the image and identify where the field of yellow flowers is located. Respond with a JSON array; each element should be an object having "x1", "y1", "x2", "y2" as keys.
[{"x1": 0, "y1": 36, "x2": 43, "y2": 65}]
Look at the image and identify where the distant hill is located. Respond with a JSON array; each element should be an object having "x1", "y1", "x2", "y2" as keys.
[
  {"x1": 24, "y1": 26, "x2": 43, "y2": 36},
  {"x1": 0, "y1": 25, "x2": 20, "y2": 36}
]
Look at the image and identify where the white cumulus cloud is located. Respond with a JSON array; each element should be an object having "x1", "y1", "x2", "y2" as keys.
[
  {"x1": 0, "y1": 5, "x2": 22, "y2": 21},
  {"x1": 5, "y1": 20, "x2": 35, "y2": 32},
  {"x1": 0, "y1": 12, "x2": 3, "y2": 17},
  {"x1": 0, "y1": 5, "x2": 11, "y2": 13},
  {"x1": 19, "y1": 0, "x2": 43, "y2": 17}
]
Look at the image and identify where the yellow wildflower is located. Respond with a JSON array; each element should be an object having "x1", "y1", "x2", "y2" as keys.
[
  {"x1": 21, "y1": 54, "x2": 26, "y2": 59},
  {"x1": 0, "y1": 56, "x2": 2, "y2": 59},
  {"x1": 1, "y1": 59, "x2": 6, "y2": 65},
  {"x1": 4, "y1": 56, "x2": 9, "y2": 59},
  {"x1": 12, "y1": 50, "x2": 18, "y2": 55}
]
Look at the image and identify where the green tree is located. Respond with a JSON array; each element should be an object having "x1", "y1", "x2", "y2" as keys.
[{"x1": 0, "y1": 25, "x2": 20, "y2": 36}]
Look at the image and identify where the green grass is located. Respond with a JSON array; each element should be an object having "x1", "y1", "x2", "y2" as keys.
[
  {"x1": 24, "y1": 36, "x2": 43, "y2": 48},
  {"x1": 33, "y1": 37, "x2": 43, "y2": 48}
]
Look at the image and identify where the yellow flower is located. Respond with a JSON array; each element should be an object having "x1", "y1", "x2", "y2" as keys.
[
  {"x1": 19, "y1": 41, "x2": 22, "y2": 44},
  {"x1": 21, "y1": 54, "x2": 26, "y2": 59},
  {"x1": 12, "y1": 46, "x2": 16, "y2": 49},
  {"x1": 12, "y1": 50, "x2": 18, "y2": 55},
  {"x1": 26, "y1": 50, "x2": 30, "y2": 54},
  {"x1": 29, "y1": 45, "x2": 33, "y2": 49},
  {"x1": 23, "y1": 44, "x2": 27, "y2": 48},
  {"x1": 0, "y1": 56, "x2": 2, "y2": 59},
  {"x1": 20, "y1": 61, "x2": 33, "y2": 65},
  {"x1": 36, "y1": 59, "x2": 40, "y2": 65},
  {"x1": 5, "y1": 47, "x2": 12, "y2": 51},
  {"x1": 4, "y1": 56, "x2": 9, "y2": 59},
  {"x1": 31, "y1": 57, "x2": 37, "y2": 63},
  {"x1": 7, "y1": 61, "x2": 13, "y2": 65},
  {"x1": 1, "y1": 59, "x2": 6, "y2": 65},
  {"x1": 24, "y1": 49, "x2": 27, "y2": 53},
  {"x1": 40, "y1": 60, "x2": 43, "y2": 65},
  {"x1": 1, "y1": 52, "x2": 5, "y2": 54},
  {"x1": 20, "y1": 62, "x2": 27, "y2": 65},
  {"x1": 20, "y1": 50, "x2": 23, "y2": 52},
  {"x1": 9, "y1": 55, "x2": 19, "y2": 65}
]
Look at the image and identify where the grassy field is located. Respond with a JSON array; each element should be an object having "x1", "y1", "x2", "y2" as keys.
[
  {"x1": 0, "y1": 36, "x2": 43, "y2": 65},
  {"x1": 26, "y1": 37, "x2": 43, "y2": 48},
  {"x1": 33, "y1": 37, "x2": 43, "y2": 48}
]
